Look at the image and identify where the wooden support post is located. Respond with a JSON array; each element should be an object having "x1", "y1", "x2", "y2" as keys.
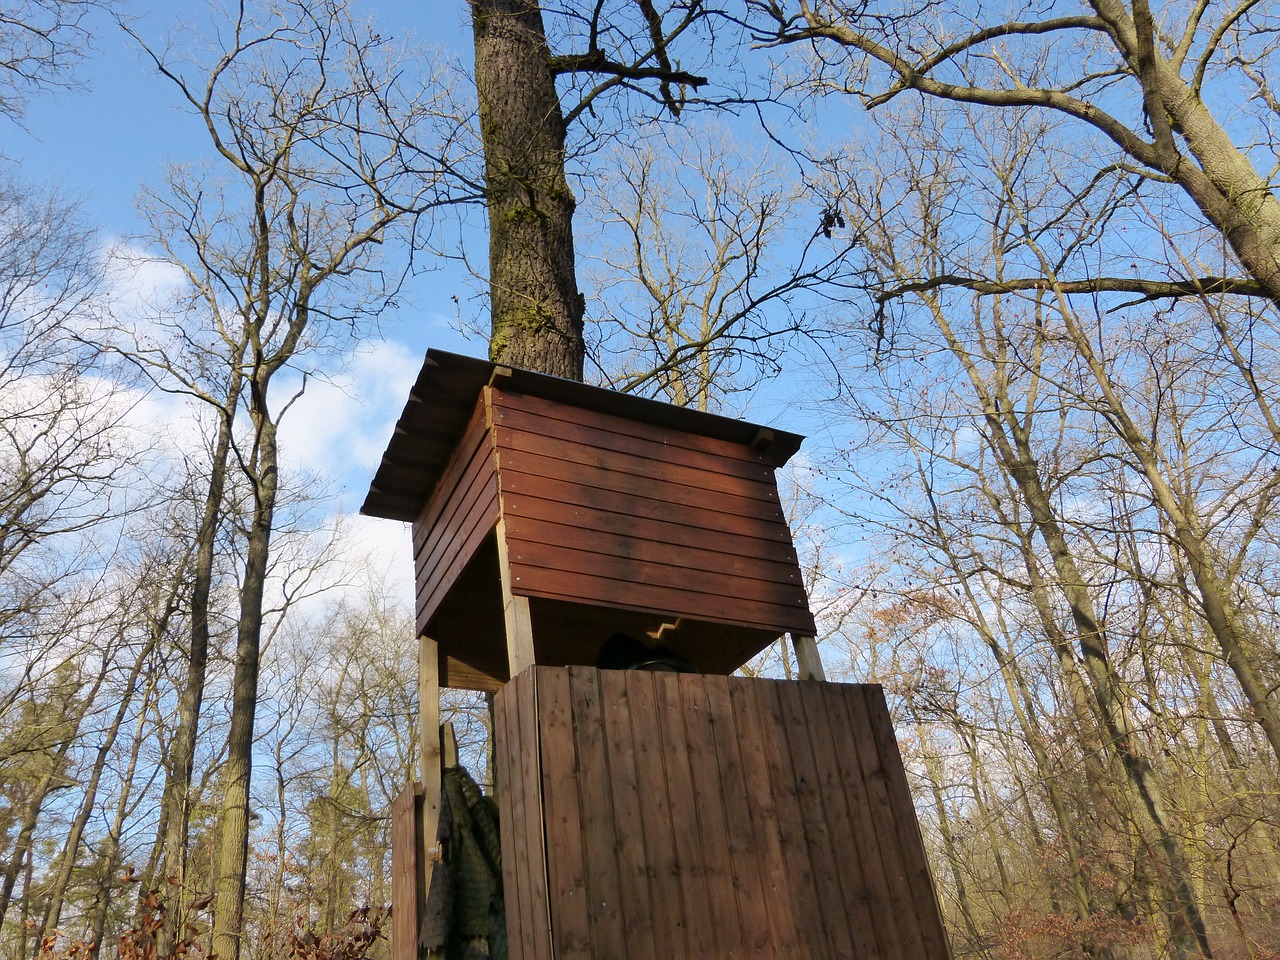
[
  {"x1": 418, "y1": 634, "x2": 442, "y2": 923},
  {"x1": 791, "y1": 633, "x2": 826, "y2": 681},
  {"x1": 496, "y1": 517, "x2": 536, "y2": 678},
  {"x1": 390, "y1": 784, "x2": 421, "y2": 960}
]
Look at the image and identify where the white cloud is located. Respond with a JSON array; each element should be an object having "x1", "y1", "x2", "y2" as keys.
[
  {"x1": 341, "y1": 511, "x2": 417, "y2": 609},
  {"x1": 276, "y1": 338, "x2": 423, "y2": 510}
]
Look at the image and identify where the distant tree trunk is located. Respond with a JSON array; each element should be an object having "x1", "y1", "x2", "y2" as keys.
[
  {"x1": 0, "y1": 768, "x2": 61, "y2": 930},
  {"x1": 156, "y1": 382, "x2": 240, "y2": 955},
  {"x1": 472, "y1": 0, "x2": 585, "y2": 380},
  {"x1": 41, "y1": 634, "x2": 157, "y2": 940},
  {"x1": 89, "y1": 673, "x2": 156, "y2": 950},
  {"x1": 211, "y1": 400, "x2": 279, "y2": 960},
  {"x1": 915, "y1": 719, "x2": 989, "y2": 957}
]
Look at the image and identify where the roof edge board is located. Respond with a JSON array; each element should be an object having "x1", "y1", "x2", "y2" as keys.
[{"x1": 362, "y1": 347, "x2": 806, "y2": 521}]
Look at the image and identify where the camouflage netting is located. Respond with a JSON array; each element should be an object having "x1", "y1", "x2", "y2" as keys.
[{"x1": 421, "y1": 765, "x2": 507, "y2": 960}]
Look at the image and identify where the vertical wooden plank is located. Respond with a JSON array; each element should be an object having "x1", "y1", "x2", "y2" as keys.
[
  {"x1": 516, "y1": 668, "x2": 553, "y2": 960},
  {"x1": 495, "y1": 517, "x2": 536, "y2": 676},
  {"x1": 727, "y1": 677, "x2": 801, "y2": 957},
  {"x1": 495, "y1": 679, "x2": 526, "y2": 959},
  {"x1": 790, "y1": 634, "x2": 826, "y2": 681},
  {"x1": 701, "y1": 674, "x2": 773, "y2": 956},
  {"x1": 775, "y1": 679, "x2": 857, "y2": 959},
  {"x1": 652, "y1": 672, "x2": 719, "y2": 960},
  {"x1": 418, "y1": 636, "x2": 442, "y2": 900},
  {"x1": 538, "y1": 668, "x2": 593, "y2": 960},
  {"x1": 390, "y1": 784, "x2": 420, "y2": 960},
  {"x1": 819, "y1": 683, "x2": 910, "y2": 960},
  {"x1": 678, "y1": 672, "x2": 746, "y2": 960},
  {"x1": 622, "y1": 671, "x2": 684, "y2": 960},
  {"x1": 598, "y1": 670, "x2": 659, "y2": 959},
  {"x1": 498, "y1": 671, "x2": 546, "y2": 960},
  {"x1": 748, "y1": 680, "x2": 829, "y2": 958},
  {"x1": 837, "y1": 684, "x2": 928, "y2": 960},
  {"x1": 863, "y1": 684, "x2": 954, "y2": 960},
  {"x1": 803, "y1": 682, "x2": 892, "y2": 960},
  {"x1": 568, "y1": 667, "x2": 627, "y2": 960}
]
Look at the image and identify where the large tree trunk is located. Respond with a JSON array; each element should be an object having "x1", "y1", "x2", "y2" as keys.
[{"x1": 472, "y1": 0, "x2": 585, "y2": 380}]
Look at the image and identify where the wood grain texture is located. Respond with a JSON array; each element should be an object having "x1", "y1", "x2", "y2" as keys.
[
  {"x1": 495, "y1": 668, "x2": 951, "y2": 960},
  {"x1": 390, "y1": 784, "x2": 422, "y2": 960},
  {"x1": 491, "y1": 388, "x2": 816, "y2": 640},
  {"x1": 492, "y1": 390, "x2": 779, "y2": 472},
  {"x1": 408, "y1": 379, "x2": 815, "y2": 687},
  {"x1": 413, "y1": 397, "x2": 500, "y2": 635}
]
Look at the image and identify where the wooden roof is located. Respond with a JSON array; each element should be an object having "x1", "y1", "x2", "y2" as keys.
[{"x1": 361, "y1": 349, "x2": 806, "y2": 523}]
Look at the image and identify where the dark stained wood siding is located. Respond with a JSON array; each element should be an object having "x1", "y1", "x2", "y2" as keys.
[
  {"x1": 413, "y1": 397, "x2": 500, "y2": 637},
  {"x1": 492, "y1": 389, "x2": 816, "y2": 637},
  {"x1": 495, "y1": 667, "x2": 953, "y2": 960},
  {"x1": 390, "y1": 784, "x2": 424, "y2": 960}
]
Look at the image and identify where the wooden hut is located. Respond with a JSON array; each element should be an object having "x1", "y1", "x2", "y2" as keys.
[{"x1": 363, "y1": 349, "x2": 952, "y2": 960}]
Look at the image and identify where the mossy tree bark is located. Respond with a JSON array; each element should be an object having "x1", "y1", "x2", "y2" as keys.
[{"x1": 472, "y1": 0, "x2": 585, "y2": 381}]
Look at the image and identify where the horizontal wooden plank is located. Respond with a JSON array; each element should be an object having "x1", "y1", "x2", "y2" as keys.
[
  {"x1": 499, "y1": 454, "x2": 787, "y2": 526},
  {"x1": 412, "y1": 400, "x2": 496, "y2": 557},
  {"x1": 421, "y1": 541, "x2": 508, "y2": 683},
  {"x1": 413, "y1": 469, "x2": 498, "y2": 604},
  {"x1": 505, "y1": 514, "x2": 805, "y2": 589},
  {"x1": 496, "y1": 427, "x2": 780, "y2": 507},
  {"x1": 509, "y1": 559, "x2": 815, "y2": 635},
  {"x1": 506, "y1": 539, "x2": 809, "y2": 608},
  {"x1": 492, "y1": 388, "x2": 777, "y2": 468},
  {"x1": 413, "y1": 403, "x2": 500, "y2": 628},
  {"x1": 366, "y1": 349, "x2": 807, "y2": 520},
  {"x1": 503, "y1": 490, "x2": 800, "y2": 563},
  {"x1": 493, "y1": 398, "x2": 775, "y2": 482},
  {"x1": 414, "y1": 484, "x2": 499, "y2": 631},
  {"x1": 438, "y1": 656, "x2": 504, "y2": 693}
]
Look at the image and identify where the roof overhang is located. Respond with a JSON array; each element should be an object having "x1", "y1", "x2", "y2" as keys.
[{"x1": 361, "y1": 348, "x2": 806, "y2": 522}]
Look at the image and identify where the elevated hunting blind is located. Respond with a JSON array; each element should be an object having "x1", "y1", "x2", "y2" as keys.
[{"x1": 363, "y1": 349, "x2": 952, "y2": 960}]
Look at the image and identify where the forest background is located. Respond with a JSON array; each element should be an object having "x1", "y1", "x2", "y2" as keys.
[{"x1": 3, "y1": 1, "x2": 1280, "y2": 960}]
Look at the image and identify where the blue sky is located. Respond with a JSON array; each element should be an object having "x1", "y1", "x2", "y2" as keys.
[
  {"x1": 6, "y1": 0, "x2": 854, "y2": 611},
  {"x1": 6, "y1": 1, "x2": 499, "y2": 605}
]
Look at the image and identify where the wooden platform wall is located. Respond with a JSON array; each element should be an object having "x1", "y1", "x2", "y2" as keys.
[
  {"x1": 390, "y1": 783, "x2": 425, "y2": 960},
  {"x1": 494, "y1": 666, "x2": 952, "y2": 960},
  {"x1": 491, "y1": 388, "x2": 815, "y2": 639}
]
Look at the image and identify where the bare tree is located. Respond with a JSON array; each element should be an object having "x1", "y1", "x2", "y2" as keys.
[
  {"x1": 0, "y1": 175, "x2": 122, "y2": 727},
  {"x1": 109, "y1": 4, "x2": 469, "y2": 956},
  {"x1": 802, "y1": 100, "x2": 1249, "y2": 956},
  {"x1": 0, "y1": 0, "x2": 99, "y2": 126},
  {"x1": 585, "y1": 123, "x2": 841, "y2": 411},
  {"x1": 750, "y1": 0, "x2": 1280, "y2": 306}
]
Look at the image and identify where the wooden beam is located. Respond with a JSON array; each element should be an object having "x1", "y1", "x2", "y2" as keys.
[
  {"x1": 496, "y1": 516, "x2": 537, "y2": 677},
  {"x1": 791, "y1": 633, "x2": 826, "y2": 681},
  {"x1": 418, "y1": 633, "x2": 442, "y2": 933},
  {"x1": 390, "y1": 784, "x2": 421, "y2": 960}
]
